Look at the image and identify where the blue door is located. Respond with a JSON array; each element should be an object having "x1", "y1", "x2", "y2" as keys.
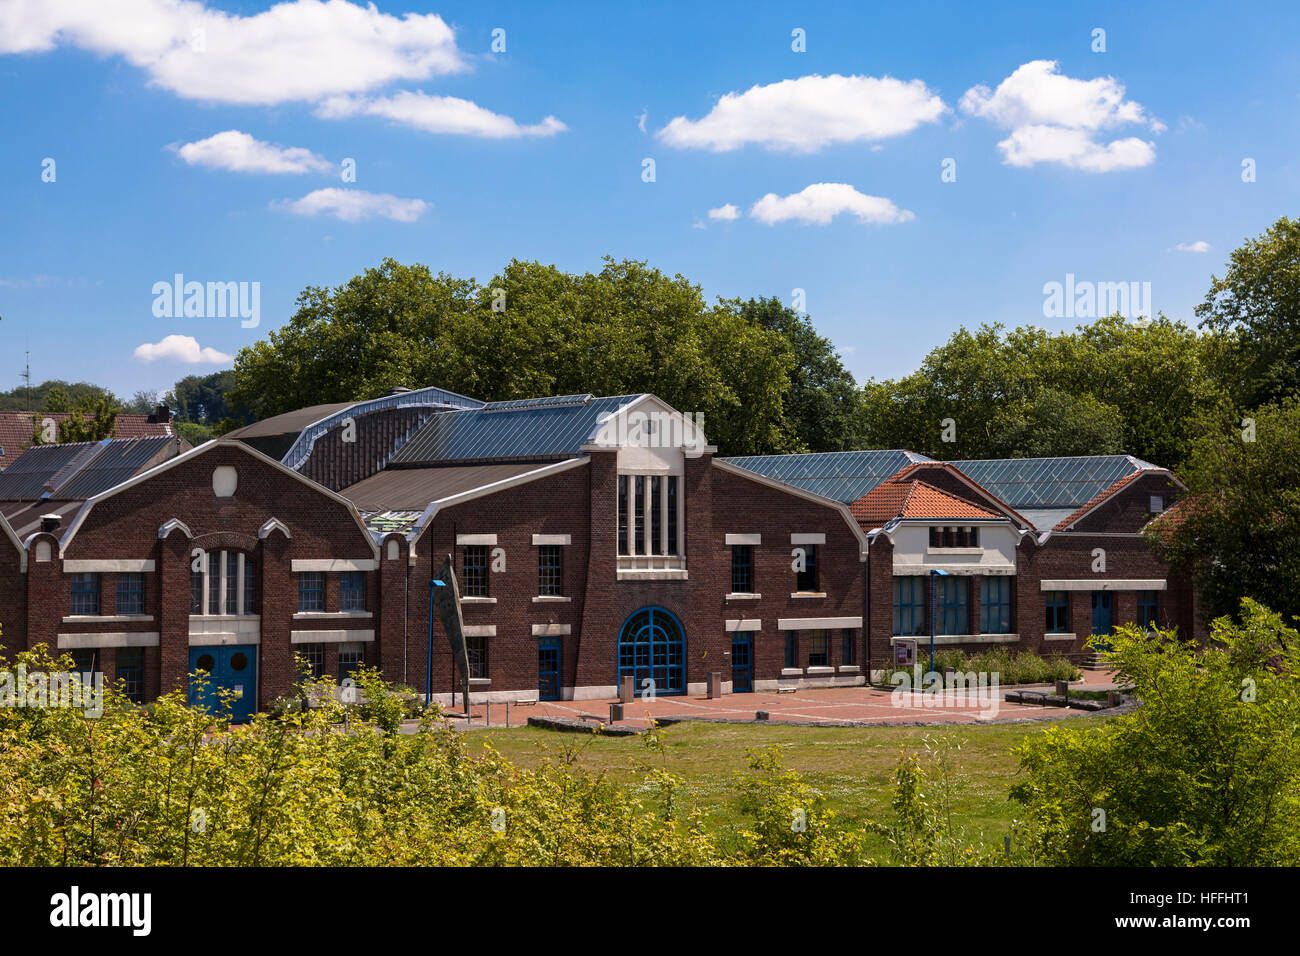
[
  {"x1": 189, "y1": 645, "x2": 257, "y2": 723},
  {"x1": 617, "y1": 607, "x2": 685, "y2": 696},
  {"x1": 1091, "y1": 592, "x2": 1114, "y2": 647},
  {"x1": 538, "y1": 637, "x2": 561, "y2": 701},
  {"x1": 731, "y1": 635, "x2": 752, "y2": 693}
]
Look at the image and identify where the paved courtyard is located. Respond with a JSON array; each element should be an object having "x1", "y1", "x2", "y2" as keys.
[{"x1": 432, "y1": 669, "x2": 1123, "y2": 731}]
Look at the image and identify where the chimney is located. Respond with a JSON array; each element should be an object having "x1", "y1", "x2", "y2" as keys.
[
  {"x1": 152, "y1": 404, "x2": 172, "y2": 424},
  {"x1": 41, "y1": 514, "x2": 61, "y2": 533},
  {"x1": 385, "y1": 386, "x2": 412, "y2": 396}
]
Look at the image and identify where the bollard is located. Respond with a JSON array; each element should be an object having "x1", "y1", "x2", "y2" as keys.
[
  {"x1": 1107, "y1": 691, "x2": 1121, "y2": 708},
  {"x1": 609, "y1": 702, "x2": 624, "y2": 723},
  {"x1": 619, "y1": 676, "x2": 634, "y2": 703},
  {"x1": 708, "y1": 671, "x2": 722, "y2": 699},
  {"x1": 1055, "y1": 679, "x2": 1070, "y2": 698},
  {"x1": 756, "y1": 710, "x2": 769, "y2": 721},
  {"x1": 506, "y1": 700, "x2": 511, "y2": 728}
]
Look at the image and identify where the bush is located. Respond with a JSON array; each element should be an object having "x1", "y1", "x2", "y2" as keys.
[{"x1": 881, "y1": 647, "x2": 1079, "y2": 686}]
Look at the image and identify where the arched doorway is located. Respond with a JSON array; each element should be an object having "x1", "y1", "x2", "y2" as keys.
[{"x1": 617, "y1": 607, "x2": 685, "y2": 696}]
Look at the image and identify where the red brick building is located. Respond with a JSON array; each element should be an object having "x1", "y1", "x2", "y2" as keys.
[{"x1": 0, "y1": 388, "x2": 1201, "y2": 715}]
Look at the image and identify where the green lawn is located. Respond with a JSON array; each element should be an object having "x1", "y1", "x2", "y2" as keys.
[{"x1": 464, "y1": 717, "x2": 1111, "y2": 853}]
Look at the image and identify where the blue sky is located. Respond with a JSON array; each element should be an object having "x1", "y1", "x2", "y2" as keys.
[{"x1": 1, "y1": 0, "x2": 1297, "y2": 401}]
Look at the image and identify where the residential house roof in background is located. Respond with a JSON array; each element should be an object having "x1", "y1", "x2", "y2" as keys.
[
  {"x1": 720, "y1": 449, "x2": 934, "y2": 503},
  {"x1": 850, "y1": 479, "x2": 1004, "y2": 528},
  {"x1": 0, "y1": 435, "x2": 185, "y2": 502},
  {"x1": 0, "y1": 411, "x2": 173, "y2": 472}
]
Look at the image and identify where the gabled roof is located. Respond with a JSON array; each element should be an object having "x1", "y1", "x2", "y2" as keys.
[
  {"x1": 720, "y1": 449, "x2": 934, "y2": 503},
  {"x1": 391, "y1": 394, "x2": 643, "y2": 466},
  {"x1": 1051, "y1": 467, "x2": 1183, "y2": 532},
  {"x1": 0, "y1": 435, "x2": 183, "y2": 502},
  {"x1": 946, "y1": 455, "x2": 1160, "y2": 510},
  {"x1": 850, "y1": 479, "x2": 1003, "y2": 528},
  {"x1": 0, "y1": 411, "x2": 173, "y2": 472}
]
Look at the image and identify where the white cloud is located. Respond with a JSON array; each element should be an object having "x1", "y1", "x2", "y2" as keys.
[
  {"x1": 134, "y1": 334, "x2": 232, "y2": 364},
  {"x1": 174, "y1": 129, "x2": 331, "y2": 174},
  {"x1": 316, "y1": 90, "x2": 565, "y2": 138},
  {"x1": 708, "y1": 203, "x2": 740, "y2": 221},
  {"x1": 749, "y1": 183, "x2": 914, "y2": 226},
  {"x1": 274, "y1": 187, "x2": 428, "y2": 223},
  {"x1": 658, "y1": 74, "x2": 947, "y2": 152},
  {"x1": 1176, "y1": 240, "x2": 1211, "y2": 253},
  {"x1": 960, "y1": 60, "x2": 1161, "y2": 172},
  {"x1": 0, "y1": 0, "x2": 466, "y2": 105}
]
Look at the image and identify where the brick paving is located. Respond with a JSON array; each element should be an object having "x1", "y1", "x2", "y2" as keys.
[{"x1": 435, "y1": 669, "x2": 1124, "y2": 730}]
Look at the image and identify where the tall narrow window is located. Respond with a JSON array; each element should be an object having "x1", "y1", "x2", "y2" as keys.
[
  {"x1": 1137, "y1": 590, "x2": 1159, "y2": 629},
  {"x1": 298, "y1": 643, "x2": 325, "y2": 680},
  {"x1": 466, "y1": 634, "x2": 487, "y2": 679},
  {"x1": 667, "y1": 475, "x2": 679, "y2": 554},
  {"x1": 116, "y1": 572, "x2": 145, "y2": 616},
  {"x1": 730, "y1": 544, "x2": 754, "y2": 593},
  {"x1": 893, "y1": 576, "x2": 926, "y2": 636},
  {"x1": 225, "y1": 551, "x2": 239, "y2": 615},
  {"x1": 795, "y1": 544, "x2": 819, "y2": 592},
  {"x1": 69, "y1": 573, "x2": 100, "y2": 616},
  {"x1": 70, "y1": 649, "x2": 100, "y2": 677},
  {"x1": 338, "y1": 642, "x2": 364, "y2": 683},
  {"x1": 784, "y1": 631, "x2": 797, "y2": 669},
  {"x1": 462, "y1": 546, "x2": 489, "y2": 597},
  {"x1": 117, "y1": 647, "x2": 144, "y2": 703},
  {"x1": 208, "y1": 552, "x2": 221, "y2": 615},
  {"x1": 538, "y1": 545, "x2": 563, "y2": 596},
  {"x1": 935, "y1": 576, "x2": 969, "y2": 635},
  {"x1": 633, "y1": 476, "x2": 646, "y2": 554},
  {"x1": 650, "y1": 475, "x2": 663, "y2": 554},
  {"x1": 808, "y1": 630, "x2": 829, "y2": 667},
  {"x1": 190, "y1": 564, "x2": 204, "y2": 614},
  {"x1": 243, "y1": 557, "x2": 256, "y2": 615},
  {"x1": 1045, "y1": 591, "x2": 1070, "y2": 633},
  {"x1": 980, "y1": 575, "x2": 1012, "y2": 634},
  {"x1": 617, "y1": 475, "x2": 629, "y2": 555},
  {"x1": 341, "y1": 570, "x2": 366, "y2": 611},
  {"x1": 841, "y1": 628, "x2": 856, "y2": 666},
  {"x1": 298, "y1": 571, "x2": 325, "y2": 612}
]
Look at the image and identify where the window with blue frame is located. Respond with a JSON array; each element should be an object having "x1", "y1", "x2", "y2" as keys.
[
  {"x1": 116, "y1": 647, "x2": 144, "y2": 703},
  {"x1": 338, "y1": 642, "x2": 364, "y2": 683},
  {"x1": 784, "y1": 631, "x2": 797, "y2": 668},
  {"x1": 70, "y1": 648, "x2": 99, "y2": 676},
  {"x1": 1137, "y1": 590, "x2": 1159, "y2": 629},
  {"x1": 341, "y1": 570, "x2": 367, "y2": 611},
  {"x1": 538, "y1": 545, "x2": 563, "y2": 596},
  {"x1": 116, "y1": 572, "x2": 145, "y2": 616},
  {"x1": 794, "y1": 544, "x2": 819, "y2": 592},
  {"x1": 1045, "y1": 591, "x2": 1070, "y2": 633},
  {"x1": 980, "y1": 576, "x2": 1012, "y2": 634},
  {"x1": 297, "y1": 571, "x2": 325, "y2": 612},
  {"x1": 730, "y1": 544, "x2": 754, "y2": 593},
  {"x1": 841, "y1": 628, "x2": 856, "y2": 666},
  {"x1": 69, "y1": 573, "x2": 100, "y2": 616},
  {"x1": 934, "y1": 576, "x2": 969, "y2": 635},
  {"x1": 893, "y1": 576, "x2": 926, "y2": 635},
  {"x1": 462, "y1": 545, "x2": 489, "y2": 597},
  {"x1": 298, "y1": 643, "x2": 325, "y2": 680}
]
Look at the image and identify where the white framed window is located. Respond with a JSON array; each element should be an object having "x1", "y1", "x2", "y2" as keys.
[
  {"x1": 616, "y1": 473, "x2": 684, "y2": 569},
  {"x1": 191, "y1": 550, "x2": 256, "y2": 616}
]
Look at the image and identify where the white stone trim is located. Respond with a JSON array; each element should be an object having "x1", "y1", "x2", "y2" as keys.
[
  {"x1": 189, "y1": 632, "x2": 261, "y2": 646},
  {"x1": 1040, "y1": 579, "x2": 1166, "y2": 591},
  {"x1": 460, "y1": 596, "x2": 497, "y2": 605},
  {"x1": 616, "y1": 569, "x2": 689, "y2": 581},
  {"x1": 725, "y1": 592, "x2": 761, "y2": 600},
  {"x1": 157, "y1": 518, "x2": 193, "y2": 540},
  {"x1": 456, "y1": 533, "x2": 498, "y2": 546},
  {"x1": 57, "y1": 632, "x2": 159, "y2": 649},
  {"x1": 889, "y1": 633, "x2": 1020, "y2": 645},
  {"x1": 790, "y1": 591, "x2": 828, "y2": 599},
  {"x1": 63, "y1": 559, "x2": 156, "y2": 573},
  {"x1": 291, "y1": 558, "x2": 378, "y2": 572},
  {"x1": 777, "y1": 616, "x2": 864, "y2": 630},
  {"x1": 259, "y1": 517, "x2": 292, "y2": 540},
  {"x1": 894, "y1": 564, "x2": 1015, "y2": 576},
  {"x1": 292, "y1": 611, "x2": 372, "y2": 620},
  {"x1": 790, "y1": 532, "x2": 826, "y2": 545},
  {"x1": 725, "y1": 619, "x2": 762, "y2": 632},
  {"x1": 63, "y1": 615, "x2": 154, "y2": 624},
  {"x1": 532, "y1": 623, "x2": 572, "y2": 636},
  {"x1": 531, "y1": 595, "x2": 572, "y2": 603},
  {"x1": 290, "y1": 629, "x2": 375, "y2": 644},
  {"x1": 463, "y1": 625, "x2": 496, "y2": 637},
  {"x1": 1044, "y1": 632, "x2": 1078, "y2": 641},
  {"x1": 532, "y1": 534, "x2": 572, "y2": 546},
  {"x1": 725, "y1": 533, "x2": 762, "y2": 546}
]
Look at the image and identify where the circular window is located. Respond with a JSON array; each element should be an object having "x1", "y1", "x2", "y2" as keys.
[
  {"x1": 230, "y1": 652, "x2": 248, "y2": 672},
  {"x1": 196, "y1": 653, "x2": 216, "y2": 671}
]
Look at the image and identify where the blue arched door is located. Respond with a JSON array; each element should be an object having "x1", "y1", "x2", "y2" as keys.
[{"x1": 618, "y1": 607, "x2": 685, "y2": 696}]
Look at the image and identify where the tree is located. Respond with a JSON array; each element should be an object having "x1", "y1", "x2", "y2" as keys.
[
  {"x1": 1196, "y1": 216, "x2": 1300, "y2": 411},
  {"x1": 988, "y1": 389, "x2": 1124, "y2": 458},
  {"x1": 1011, "y1": 602, "x2": 1300, "y2": 865},
  {"x1": 121, "y1": 390, "x2": 161, "y2": 415},
  {"x1": 1145, "y1": 399, "x2": 1300, "y2": 623}
]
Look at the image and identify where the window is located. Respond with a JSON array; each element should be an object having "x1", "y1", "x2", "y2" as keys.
[
  {"x1": 538, "y1": 545, "x2": 563, "y2": 596},
  {"x1": 116, "y1": 572, "x2": 145, "y2": 616},
  {"x1": 1137, "y1": 590, "x2": 1159, "y2": 629},
  {"x1": 893, "y1": 576, "x2": 926, "y2": 636},
  {"x1": 466, "y1": 634, "x2": 487, "y2": 679},
  {"x1": 224, "y1": 550, "x2": 239, "y2": 614},
  {"x1": 190, "y1": 565, "x2": 204, "y2": 614},
  {"x1": 341, "y1": 571, "x2": 367, "y2": 611},
  {"x1": 617, "y1": 473, "x2": 683, "y2": 559},
  {"x1": 298, "y1": 571, "x2": 325, "y2": 612},
  {"x1": 69, "y1": 573, "x2": 100, "y2": 615},
  {"x1": 1149, "y1": 495, "x2": 1164, "y2": 514},
  {"x1": 730, "y1": 544, "x2": 754, "y2": 593},
  {"x1": 934, "y1": 576, "x2": 969, "y2": 635},
  {"x1": 70, "y1": 649, "x2": 100, "y2": 677},
  {"x1": 930, "y1": 526, "x2": 980, "y2": 548},
  {"x1": 808, "y1": 630, "x2": 829, "y2": 667},
  {"x1": 794, "y1": 543, "x2": 819, "y2": 593},
  {"x1": 243, "y1": 557, "x2": 256, "y2": 615},
  {"x1": 116, "y1": 648, "x2": 144, "y2": 703},
  {"x1": 980, "y1": 576, "x2": 1012, "y2": 634},
  {"x1": 784, "y1": 631, "x2": 797, "y2": 669},
  {"x1": 1045, "y1": 591, "x2": 1070, "y2": 633},
  {"x1": 298, "y1": 643, "x2": 325, "y2": 680},
  {"x1": 841, "y1": 628, "x2": 856, "y2": 666},
  {"x1": 338, "y1": 642, "x2": 364, "y2": 683},
  {"x1": 462, "y1": 545, "x2": 489, "y2": 597},
  {"x1": 193, "y1": 551, "x2": 255, "y2": 616}
]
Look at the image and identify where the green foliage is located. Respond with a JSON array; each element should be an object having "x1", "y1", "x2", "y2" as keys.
[
  {"x1": 1010, "y1": 601, "x2": 1300, "y2": 865},
  {"x1": 1148, "y1": 399, "x2": 1300, "y2": 622},
  {"x1": 164, "y1": 370, "x2": 246, "y2": 427},
  {"x1": 0, "y1": 380, "x2": 117, "y2": 414},
  {"x1": 1196, "y1": 215, "x2": 1300, "y2": 411},
  {"x1": 881, "y1": 647, "x2": 1079, "y2": 686}
]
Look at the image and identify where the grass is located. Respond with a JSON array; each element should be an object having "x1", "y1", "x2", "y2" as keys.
[{"x1": 464, "y1": 717, "x2": 1111, "y2": 855}]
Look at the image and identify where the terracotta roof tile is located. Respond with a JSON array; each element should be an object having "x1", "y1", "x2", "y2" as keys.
[{"x1": 850, "y1": 479, "x2": 1001, "y2": 528}]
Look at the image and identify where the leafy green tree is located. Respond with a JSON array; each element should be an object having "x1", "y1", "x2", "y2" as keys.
[
  {"x1": 1011, "y1": 603, "x2": 1300, "y2": 865},
  {"x1": 989, "y1": 389, "x2": 1124, "y2": 458},
  {"x1": 1197, "y1": 216, "x2": 1300, "y2": 411},
  {"x1": 1146, "y1": 399, "x2": 1300, "y2": 622}
]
